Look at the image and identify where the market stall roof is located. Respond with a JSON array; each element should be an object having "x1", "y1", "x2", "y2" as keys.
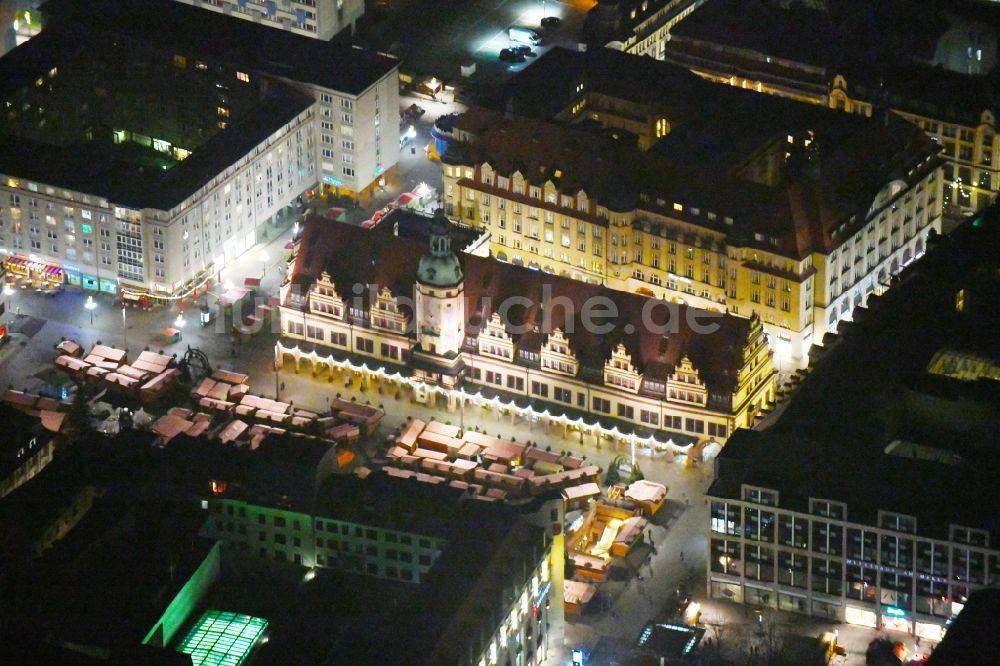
[
  {"x1": 90, "y1": 344, "x2": 127, "y2": 364},
  {"x1": 625, "y1": 479, "x2": 667, "y2": 503},
  {"x1": 218, "y1": 288, "x2": 248, "y2": 306},
  {"x1": 564, "y1": 579, "x2": 597, "y2": 605},
  {"x1": 219, "y1": 419, "x2": 249, "y2": 444},
  {"x1": 56, "y1": 340, "x2": 82, "y2": 357},
  {"x1": 562, "y1": 482, "x2": 601, "y2": 501}
]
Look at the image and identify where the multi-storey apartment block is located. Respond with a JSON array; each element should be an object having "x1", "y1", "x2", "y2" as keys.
[
  {"x1": 174, "y1": 0, "x2": 364, "y2": 40},
  {"x1": 443, "y1": 49, "x2": 942, "y2": 366},
  {"x1": 706, "y1": 210, "x2": 1000, "y2": 642},
  {"x1": 657, "y1": 0, "x2": 1000, "y2": 223},
  {"x1": 277, "y1": 210, "x2": 776, "y2": 442},
  {"x1": 0, "y1": 0, "x2": 398, "y2": 297}
]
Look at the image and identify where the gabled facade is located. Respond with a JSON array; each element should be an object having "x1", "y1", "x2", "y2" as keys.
[{"x1": 277, "y1": 213, "x2": 778, "y2": 442}]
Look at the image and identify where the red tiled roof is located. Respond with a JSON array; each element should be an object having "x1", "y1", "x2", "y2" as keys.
[{"x1": 291, "y1": 217, "x2": 751, "y2": 396}]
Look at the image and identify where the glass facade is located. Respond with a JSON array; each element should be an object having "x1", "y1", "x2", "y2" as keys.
[
  {"x1": 176, "y1": 610, "x2": 268, "y2": 666},
  {"x1": 708, "y1": 492, "x2": 997, "y2": 637}
]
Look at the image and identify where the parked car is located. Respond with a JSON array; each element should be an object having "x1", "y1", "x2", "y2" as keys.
[
  {"x1": 512, "y1": 45, "x2": 536, "y2": 57},
  {"x1": 406, "y1": 103, "x2": 426, "y2": 118},
  {"x1": 541, "y1": 16, "x2": 561, "y2": 29},
  {"x1": 508, "y1": 26, "x2": 541, "y2": 45},
  {"x1": 499, "y1": 48, "x2": 526, "y2": 63}
]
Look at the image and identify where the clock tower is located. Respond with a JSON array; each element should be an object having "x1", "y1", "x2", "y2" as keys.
[{"x1": 412, "y1": 210, "x2": 466, "y2": 387}]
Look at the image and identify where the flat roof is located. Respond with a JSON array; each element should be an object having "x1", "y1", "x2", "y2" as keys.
[
  {"x1": 199, "y1": 472, "x2": 554, "y2": 665},
  {"x1": 41, "y1": 0, "x2": 399, "y2": 96},
  {"x1": 0, "y1": 26, "x2": 314, "y2": 210},
  {"x1": 175, "y1": 610, "x2": 268, "y2": 666},
  {"x1": 709, "y1": 211, "x2": 1000, "y2": 539}
]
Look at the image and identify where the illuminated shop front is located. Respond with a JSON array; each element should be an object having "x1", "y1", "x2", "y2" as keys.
[
  {"x1": 880, "y1": 606, "x2": 913, "y2": 633},
  {"x1": 80, "y1": 273, "x2": 118, "y2": 294},
  {"x1": 2, "y1": 254, "x2": 65, "y2": 288},
  {"x1": 845, "y1": 605, "x2": 878, "y2": 628},
  {"x1": 914, "y1": 621, "x2": 947, "y2": 642}
]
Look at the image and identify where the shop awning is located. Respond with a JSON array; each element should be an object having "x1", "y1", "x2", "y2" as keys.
[{"x1": 244, "y1": 276, "x2": 261, "y2": 287}]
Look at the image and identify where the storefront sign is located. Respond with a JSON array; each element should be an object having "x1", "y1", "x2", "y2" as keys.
[{"x1": 845, "y1": 606, "x2": 877, "y2": 628}]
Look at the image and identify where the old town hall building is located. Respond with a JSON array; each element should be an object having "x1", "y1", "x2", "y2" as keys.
[{"x1": 277, "y1": 211, "x2": 776, "y2": 445}]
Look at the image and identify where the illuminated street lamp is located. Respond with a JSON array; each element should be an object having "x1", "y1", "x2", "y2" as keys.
[
  {"x1": 85, "y1": 295, "x2": 97, "y2": 325},
  {"x1": 175, "y1": 312, "x2": 187, "y2": 329},
  {"x1": 260, "y1": 252, "x2": 269, "y2": 277},
  {"x1": 3, "y1": 283, "x2": 15, "y2": 321}
]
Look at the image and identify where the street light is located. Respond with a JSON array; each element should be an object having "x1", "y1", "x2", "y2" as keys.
[
  {"x1": 175, "y1": 312, "x2": 187, "y2": 329},
  {"x1": 2, "y1": 283, "x2": 14, "y2": 323},
  {"x1": 85, "y1": 295, "x2": 97, "y2": 325},
  {"x1": 260, "y1": 252, "x2": 269, "y2": 277}
]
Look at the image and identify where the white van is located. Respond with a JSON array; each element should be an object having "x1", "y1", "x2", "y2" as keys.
[{"x1": 508, "y1": 26, "x2": 541, "y2": 45}]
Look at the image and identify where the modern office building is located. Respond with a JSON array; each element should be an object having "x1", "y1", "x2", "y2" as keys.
[
  {"x1": 0, "y1": 0, "x2": 398, "y2": 298},
  {"x1": 656, "y1": 0, "x2": 1000, "y2": 224},
  {"x1": 174, "y1": 0, "x2": 364, "y2": 40},
  {"x1": 277, "y1": 209, "x2": 776, "y2": 443},
  {"x1": 444, "y1": 48, "x2": 942, "y2": 366},
  {"x1": 0, "y1": 431, "x2": 225, "y2": 663},
  {"x1": 705, "y1": 209, "x2": 1000, "y2": 641},
  {"x1": 198, "y1": 450, "x2": 566, "y2": 666}
]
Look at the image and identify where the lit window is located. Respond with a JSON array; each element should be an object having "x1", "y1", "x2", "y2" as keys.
[
  {"x1": 236, "y1": 71, "x2": 250, "y2": 83},
  {"x1": 955, "y1": 289, "x2": 965, "y2": 312}
]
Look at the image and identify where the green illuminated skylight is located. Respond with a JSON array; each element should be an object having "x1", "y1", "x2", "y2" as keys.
[{"x1": 176, "y1": 610, "x2": 268, "y2": 666}]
